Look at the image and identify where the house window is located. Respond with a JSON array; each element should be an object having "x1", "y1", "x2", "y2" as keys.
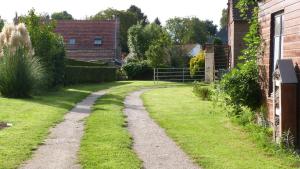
[
  {"x1": 269, "y1": 11, "x2": 284, "y2": 95},
  {"x1": 94, "y1": 37, "x2": 102, "y2": 46},
  {"x1": 69, "y1": 38, "x2": 76, "y2": 45}
]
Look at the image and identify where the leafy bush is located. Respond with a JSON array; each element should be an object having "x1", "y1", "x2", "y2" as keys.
[
  {"x1": 220, "y1": 60, "x2": 261, "y2": 110},
  {"x1": 0, "y1": 23, "x2": 45, "y2": 98},
  {"x1": 65, "y1": 66, "x2": 116, "y2": 84},
  {"x1": 0, "y1": 48, "x2": 44, "y2": 97},
  {"x1": 122, "y1": 60, "x2": 153, "y2": 80},
  {"x1": 190, "y1": 51, "x2": 205, "y2": 77},
  {"x1": 232, "y1": 106, "x2": 255, "y2": 126},
  {"x1": 20, "y1": 10, "x2": 65, "y2": 88},
  {"x1": 193, "y1": 82, "x2": 211, "y2": 100}
]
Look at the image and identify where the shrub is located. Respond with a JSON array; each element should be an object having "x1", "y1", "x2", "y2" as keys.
[
  {"x1": 0, "y1": 23, "x2": 45, "y2": 98},
  {"x1": 220, "y1": 60, "x2": 261, "y2": 110},
  {"x1": 65, "y1": 66, "x2": 116, "y2": 84},
  {"x1": 193, "y1": 82, "x2": 211, "y2": 100},
  {"x1": 190, "y1": 51, "x2": 205, "y2": 77},
  {"x1": 66, "y1": 58, "x2": 106, "y2": 67},
  {"x1": 20, "y1": 10, "x2": 65, "y2": 88},
  {"x1": 122, "y1": 60, "x2": 153, "y2": 80},
  {"x1": 0, "y1": 47, "x2": 44, "y2": 97}
]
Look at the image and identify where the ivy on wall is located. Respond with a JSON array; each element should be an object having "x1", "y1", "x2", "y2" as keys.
[{"x1": 236, "y1": 0, "x2": 262, "y2": 62}]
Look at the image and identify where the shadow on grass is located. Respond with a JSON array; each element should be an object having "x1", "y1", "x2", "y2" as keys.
[
  {"x1": 93, "y1": 93, "x2": 125, "y2": 111},
  {"x1": 20, "y1": 81, "x2": 132, "y2": 110}
]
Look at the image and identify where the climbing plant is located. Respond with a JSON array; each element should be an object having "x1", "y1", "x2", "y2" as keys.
[
  {"x1": 220, "y1": 0, "x2": 262, "y2": 110},
  {"x1": 236, "y1": 0, "x2": 261, "y2": 62}
]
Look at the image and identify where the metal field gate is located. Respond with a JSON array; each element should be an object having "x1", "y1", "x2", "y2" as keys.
[{"x1": 153, "y1": 68, "x2": 205, "y2": 82}]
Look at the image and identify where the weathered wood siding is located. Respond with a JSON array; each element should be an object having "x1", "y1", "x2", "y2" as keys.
[{"x1": 259, "y1": 0, "x2": 300, "y2": 123}]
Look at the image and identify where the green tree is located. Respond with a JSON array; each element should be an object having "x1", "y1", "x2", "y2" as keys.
[
  {"x1": 165, "y1": 17, "x2": 188, "y2": 44},
  {"x1": 91, "y1": 8, "x2": 138, "y2": 53},
  {"x1": 51, "y1": 11, "x2": 73, "y2": 20},
  {"x1": 19, "y1": 9, "x2": 65, "y2": 88},
  {"x1": 220, "y1": 8, "x2": 228, "y2": 29},
  {"x1": 166, "y1": 17, "x2": 215, "y2": 45},
  {"x1": 204, "y1": 20, "x2": 217, "y2": 36},
  {"x1": 145, "y1": 28, "x2": 171, "y2": 67},
  {"x1": 154, "y1": 17, "x2": 161, "y2": 26},
  {"x1": 127, "y1": 24, "x2": 146, "y2": 60},
  {"x1": 127, "y1": 5, "x2": 149, "y2": 26}
]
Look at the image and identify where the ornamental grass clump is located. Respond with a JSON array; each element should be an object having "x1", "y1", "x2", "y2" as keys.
[{"x1": 0, "y1": 23, "x2": 45, "y2": 98}]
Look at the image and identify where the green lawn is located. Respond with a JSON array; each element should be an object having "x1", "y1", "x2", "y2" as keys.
[
  {"x1": 0, "y1": 82, "x2": 117, "y2": 169},
  {"x1": 79, "y1": 81, "x2": 183, "y2": 169},
  {"x1": 142, "y1": 86, "x2": 300, "y2": 169}
]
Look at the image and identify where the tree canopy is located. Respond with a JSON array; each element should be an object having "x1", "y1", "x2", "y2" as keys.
[
  {"x1": 51, "y1": 11, "x2": 73, "y2": 20},
  {"x1": 127, "y1": 5, "x2": 148, "y2": 26},
  {"x1": 220, "y1": 8, "x2": 228, "y2": 29},
  {"x1": 91, "y1": 8, "x2": 139, "y2": 53},
  {"x1": 154, "y1": 17, "x2": 161, "y2": 26},
  {"x1": 166, "y1": 17, "x2": 217, "y2": 45}
]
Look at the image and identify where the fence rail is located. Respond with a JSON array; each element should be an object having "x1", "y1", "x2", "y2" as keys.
[{"x1": 153, "y1": 68, "x2": 205, "y2": 83}]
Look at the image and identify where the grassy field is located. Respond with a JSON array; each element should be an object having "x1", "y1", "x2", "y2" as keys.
[
  {"x1": 142, "y1": 86, "x2": 300, "y2": 169},
  {"x1": 79, "y1": 81, "x2": 183, "y2": 169},
  {"x1": 0, "y1": 82, "x2": 116, "y2": 169}
]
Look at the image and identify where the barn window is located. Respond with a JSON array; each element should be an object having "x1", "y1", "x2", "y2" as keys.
[
  {"x1": 94, "y1": 37, "x2": 102, "y2": 46},
  {"x1": 269, "y1": 11, "x2": 284, "y2": 95},
  {"x1": 69, "y1": 38, "x2": 76, "y2": 45}
]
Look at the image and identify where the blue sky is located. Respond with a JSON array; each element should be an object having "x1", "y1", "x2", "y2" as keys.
[{"x1": 0, "y1": 0, "x2": 227, "y2": 27}]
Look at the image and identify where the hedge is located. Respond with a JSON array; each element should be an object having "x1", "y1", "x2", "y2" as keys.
[
  {"x1": 65, "y1": 66, "x2": 116, "y2": 84},
  {"x1": 66, "y1": 58, "x2": 107, "y2": 67}
]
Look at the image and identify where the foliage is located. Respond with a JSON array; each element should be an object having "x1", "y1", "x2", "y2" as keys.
[
  {"x1": 220, "y1": 8, "x2": 228, "y2": 29},
  {"x1": 0, "y1": 23, "x2": 45, "y2": 98},
  {"x1": 169, "y1": 45, "x2": 188, "y2": 67},
  {"x1": 236, "y1": 0, "x2": 261, "y2": 62},
  {"x1": 213, "y1": 37, "x2": 223, "y2": 45},
  {"x1": 219, "y1": 0, "x2": 261, "y2": 111},
  {"x1": 280, "y1": 129, "x2": 295, "y2": 150},
  {"x1": 0, "y1": 47, "x2": 44, "y2": 98},
  {"x1": 122, "y1": 60, "x2": 153, "y2": 80},
  {"x1": 127, "y1": 5, "x2": 148, "y2": 26},
  {"x1": 20, "y1": 10, "x2": 65, "y2": 88},
  {"x1": 65, "y1": 66, "x2": 116, "y2": 84},
  {"x1": 51, "y1": 11, "x2": 73, "y2": 20},
  {"x1": 127, "y1": 24, "x2": 147, "y2": 60},
  {"x1": 91, "y1": 8, "x2": 138, "y2": 53},
  {"x1": 220, "y1": 60, "x2": 261, "y2": 110},
  {"x1": 0, "y1": 17, "x2": 4, "y2": 31},
  {"x1": 189, "y1": 51, "x2": 205, "y2": 76},
  {"x1": 154, "y1": 17, "x2": 161, "y2": 26},
  {"x1": 193, "y1": 82, "x2": 212, "y2": 100},
  {"x1": 128, "y1": 23, "x2": 171, "y2": 67},
  {"x1": 166, "y1": 17, "x2": 217, "y2": 45},
  {"x1": 66, "y1": 58, "x2": 106, "y2": 67},
  {"x1": 145, "y1": 30, "x2": 171, "y2": 67}
]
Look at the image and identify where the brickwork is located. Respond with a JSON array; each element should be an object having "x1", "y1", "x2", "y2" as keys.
[{"x1": 55, "y1": 20, "x2": 120, "y2": 61}]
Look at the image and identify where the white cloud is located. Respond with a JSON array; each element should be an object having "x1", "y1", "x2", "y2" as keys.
[{"x1": 0, "y1": 0, "x2": 227, "y2": 27}]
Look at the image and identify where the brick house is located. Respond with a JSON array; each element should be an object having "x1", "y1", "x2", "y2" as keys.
[
  {"x1": 258, "y1": 0, "x2": 300, "y2": 145},
  {"x1": 227, "y1": 0, "x2": 251, "y2": 67},
  {"x1": 55, "y1": 19, "x2": 121, "y2": 63}
]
